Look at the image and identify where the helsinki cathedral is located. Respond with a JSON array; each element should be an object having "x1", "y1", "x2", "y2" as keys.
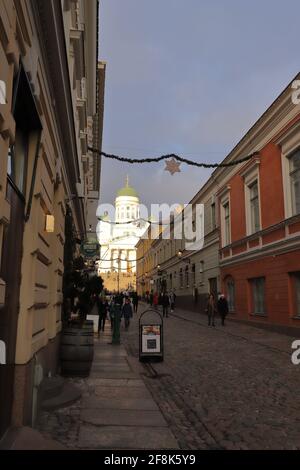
[{"x1": 96, "y1": 177, "x2": 148, "y2": 291}]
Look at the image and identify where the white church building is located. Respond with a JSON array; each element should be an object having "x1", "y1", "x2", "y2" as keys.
[{"x1": 96, "y1": 178, "x2": 148, "y2": 292}]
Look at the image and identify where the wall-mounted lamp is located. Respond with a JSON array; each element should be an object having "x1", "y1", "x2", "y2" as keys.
[
  {"x1": 45, "y1": 214, "x2": 55, "y2": 233},
  {"x1": 177, "y1": 250, "x2": 191, "y2": 263}
]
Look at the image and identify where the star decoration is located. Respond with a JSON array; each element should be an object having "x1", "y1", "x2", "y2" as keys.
[{"x1": 164, "y1": 158, "x2": 181, "y2": 175}]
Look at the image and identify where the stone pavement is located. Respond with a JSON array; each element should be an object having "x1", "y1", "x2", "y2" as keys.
[
  {"x1": 37, "y1": 303, "x2": 300, "y2": 450},
  {"x1": 37, "y1": 319, "x2": 178, "y2": 450},
  {"x1": 121, "y1": 303, "x2": 300, "y2": 450}
]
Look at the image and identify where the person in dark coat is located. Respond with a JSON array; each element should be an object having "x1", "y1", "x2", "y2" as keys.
[
  {"x1": 162, "y1": 292, "x2": 170, "y2": 318},
  {"x1": 132, "y1": 292, "x2": 139, "y2": 313},
  {"x1": 217, "y1": 294, "x2": 229, "y2": 326},
  {"x1": 97, "y1": 296, "x2": 107, "y2": 335},
  {"x1": 121, "y1": 297, "x2": 133, "y2": 330}
]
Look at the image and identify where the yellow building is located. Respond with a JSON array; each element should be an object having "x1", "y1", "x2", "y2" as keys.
[{"x1": 0, "y1": 0, "x2": 104, "y2": 438}]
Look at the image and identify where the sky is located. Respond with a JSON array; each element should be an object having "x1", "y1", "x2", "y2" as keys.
[{"x1": 98, "y1": 0, "x2": 300, "y2": 209}]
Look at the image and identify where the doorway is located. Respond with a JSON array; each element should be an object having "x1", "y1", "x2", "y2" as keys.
[{"x1": 0, "y1": 178, "x2": 25, "y2": 438}]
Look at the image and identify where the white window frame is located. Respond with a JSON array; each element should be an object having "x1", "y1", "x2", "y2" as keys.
[
  {"x1": 241, "y1": 160, "x2": 261, "y2": 236},
  {"x1": 211, "y1": 201, "x2": 216, "y2": 230},
  {"x1": 221, "y1": 197, "x2": 231, "y2": 247},
  {"x1": 251, "y1": 277, "x2": 266, "y2": 315},
  {"x1": 277, "y1": 121, "x2": 300, "y2": 219}
]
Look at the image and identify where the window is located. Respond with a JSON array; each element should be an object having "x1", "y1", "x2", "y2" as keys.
[
  {"x1": 7, "y1": 64, "x2": 42, "y2": 195},
  {"x1": 226, "y1": 278, "x2": 235, "y2": 312},
  {"x1": 251, "y1": 277, "x2": 265, "y2": 315},
  {"x1": 211, "y1": 203, "x2": 216, "y2": 229},
  {"x1": 192, "y1": 264, "x2": 196, "y2": 286},
  {"x1": 185, "y1": 265, "x2": 189, "y2": 287},
  {"x1": 289, "y1": 149, "x2": 300, "y2": 215},
  {"x1": 179, "y1": 268, "x2": 183, "y2": 288},
  {"x1": 199, "y1": 261, "x2": 204, "y2": 284},
  {"x1": 249, "y1": 180, "x2": 260, "y2": 233},
  {"x1": 291, "y1": 272, "x2": 300, "y2": 317},
  {"x1": 223, "y1": 202, "x2": 230, "y2": 245}
]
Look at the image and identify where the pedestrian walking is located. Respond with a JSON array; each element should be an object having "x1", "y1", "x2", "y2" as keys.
[
  {"x1": 217, "y1": 293, "x2": 229, "y2": 326},
  {"x1": 97, "y1": 296, "x2": 107, "y2": 335},
  {"x1": 149, "y1": 291, "x2": 154, "y2": 307},
  {"x1": 153, "y1": 292, "x2": 159, "y2": 310},
  {"x1": 162, "y1": 292, "x2": 170, "y2": 318},
  {"x1": 132, "y1": 292, "x2": 139, "y2": 313},
  {"x1": 206, "y1": 293, "x2": 217, "y2": 327},
  {"x1": 169, "y1": 290, "x2": 176, "y2": 313},
  {"x1": 121, "y1": 297, "x2": 133, "y2": 330}
]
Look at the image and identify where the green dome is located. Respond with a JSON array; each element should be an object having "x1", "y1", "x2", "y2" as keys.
[
  {"x1": 116, "y1": 177, "x2": 138, "y2": 198},
  {"x1": 117, "y1": 186, "x2": 138, "y2": 198}
]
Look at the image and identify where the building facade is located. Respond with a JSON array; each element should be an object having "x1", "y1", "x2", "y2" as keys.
[
  {"x1": 217, "y1": 74, "x2": 300, "y2": 329},
  {"x1": 136, "y1": 190, "x2": 220, "y2": 311},
  {"x1": 136, "y1": 74, "x2": 300, "y2": 325},
  {"x1": 0, "y1": 0, "x2": 103, "y2": 439},
  {"x1": 97, "y1": 178, "x2": 148, "y2": 292}
]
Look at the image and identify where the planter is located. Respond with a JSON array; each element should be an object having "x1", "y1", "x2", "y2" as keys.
[{"x1": 60, "y1": 321, "x2": 94, "y2": 377}]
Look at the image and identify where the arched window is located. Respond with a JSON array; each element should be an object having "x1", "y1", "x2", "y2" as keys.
[{"x1": 226, "y1": 277, "x2": 235, "y2": 312}]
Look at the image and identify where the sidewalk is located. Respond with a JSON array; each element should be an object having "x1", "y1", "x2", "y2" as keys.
[
  {"x1": 78, "y1": 323, "x2": 178, "y2": 450},
  {"x1": 38, "y1": 318, "x2": 179, "y2": 450}
]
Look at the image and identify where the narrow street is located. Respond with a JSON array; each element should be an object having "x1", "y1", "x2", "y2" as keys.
[{"x1": 37, "y1": 305, "x2": 300, "y2": 450}]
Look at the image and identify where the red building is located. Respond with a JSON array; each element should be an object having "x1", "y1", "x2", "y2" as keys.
[{"x1": 218, "y1": 74, "x2": 300, "y2": 329}]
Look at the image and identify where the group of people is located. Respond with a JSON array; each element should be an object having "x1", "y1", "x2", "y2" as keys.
[
  {"x1": 145, "y1": 288, "x2": 229, "y2": 326},
  {"x1": 96, "y1": 293, "x2": 138, "y2": 335},
  {"x1": 206, "y1": 293, "x2": 229, "y2": 327},
  {"x1": 95, "y1": 289, "x2": 229, "y2": 333},
  {"x1": 147, "y1": 290, "x2": 176, "y2": 318}
]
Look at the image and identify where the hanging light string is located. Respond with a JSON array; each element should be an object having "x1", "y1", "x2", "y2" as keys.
[
  {"x1": 88, "y1": 147, "x2": 259, "y2": 168},
  {"x1": 98, "y1": 217, "x2": 170, "y2": 226}
]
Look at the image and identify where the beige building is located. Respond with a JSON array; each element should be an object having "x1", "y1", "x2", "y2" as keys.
[
  {"x1": 0, "y1": 0, "x2": 104, "y2": 438},
  {"x1": 136, "y1": 190, "x2": 220, "y2": 311}
]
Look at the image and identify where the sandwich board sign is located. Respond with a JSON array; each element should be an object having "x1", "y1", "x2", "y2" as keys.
[{"x1": 139, "y1": 309, "x2": 163, "y2": 362}]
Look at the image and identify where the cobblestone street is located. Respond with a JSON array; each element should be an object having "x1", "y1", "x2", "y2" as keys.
[
  {"x1": 37, "y1": 304, "x2": 300, "y2": 450},
  {"x1": 122, "y1": 305, "x2": 300, "y2": 450}
]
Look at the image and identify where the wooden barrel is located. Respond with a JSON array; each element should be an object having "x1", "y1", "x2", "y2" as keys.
[{"x1": 60, "y1": 323, "x2": 94, "y2": 377}]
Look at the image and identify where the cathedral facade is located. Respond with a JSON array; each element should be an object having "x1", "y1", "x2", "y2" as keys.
[{"x1": 96, "y1": 178, "x2": 148, "y2": 292}]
